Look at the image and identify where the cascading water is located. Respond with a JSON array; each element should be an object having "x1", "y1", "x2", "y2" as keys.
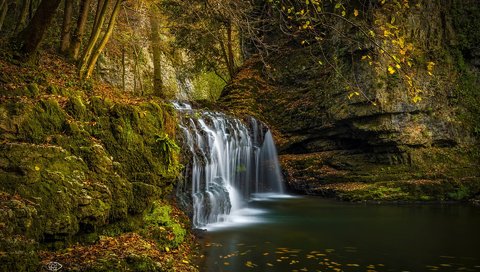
[{"x1": 173, "y1": 102, "x2": 285, "y2": 229}]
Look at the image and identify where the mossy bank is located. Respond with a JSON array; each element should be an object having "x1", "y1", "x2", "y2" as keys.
[{"x1": 0, "y1": 54, "x2": 198, "y2": 271}]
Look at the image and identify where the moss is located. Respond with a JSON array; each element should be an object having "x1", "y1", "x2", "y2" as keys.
[
  {"x1": 0, "y1": 235, "x2": 40, "y2": 272},
  {"x1": 0, "y1": 83, "x2": 39, "y2": 97},
  {"x1": 19, "y1": 98, "x2": 67, "y2": 143},
  {"x1": 26, "y1": 83, "x2": 40, "y2": 97},
  {"x1": 66, "y1": 95, "x2": 88, "y2": 121},
  {"x1": 335, "y1": 179, "x2": 480, "y2": 202},
  {"x1": 130, "y1": 182, "x2": 162, "y2": 214},
  {"x1": 143, "y1": 201, "x2": 186, "y2": 248}
]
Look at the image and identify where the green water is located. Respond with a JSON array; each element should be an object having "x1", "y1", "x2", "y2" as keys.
[{"x1": 200, "y1": 196, "x2": 480, "y2": 272}]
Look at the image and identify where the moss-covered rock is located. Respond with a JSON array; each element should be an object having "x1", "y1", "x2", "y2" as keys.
[
  {"x1": 0, "y1": 78, "x2": 187, "y2": 269},
  {"x1": 142, "y1": 201, "x2": 187, "y2": 249}
]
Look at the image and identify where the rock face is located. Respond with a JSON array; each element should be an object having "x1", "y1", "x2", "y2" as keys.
[
  {"x1": 220, "y1": 1, "x2": 480, "y2": 201},
  {"x1": 0, "y1": 56, "x2": 191, "y2": 270}
]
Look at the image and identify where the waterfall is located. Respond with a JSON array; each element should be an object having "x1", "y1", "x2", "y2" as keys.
[{"x1": 174, "y1": 102, "x2": 285, "y2": 228}]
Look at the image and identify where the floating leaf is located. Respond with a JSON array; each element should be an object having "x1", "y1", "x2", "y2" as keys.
[{"x1": 245, "y1": 261, "x2": 257, "y2": 268}]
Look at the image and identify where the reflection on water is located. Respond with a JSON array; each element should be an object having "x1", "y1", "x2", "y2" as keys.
[{"x1": 200, "y1": 196, "x2": 480, "y2": 272}]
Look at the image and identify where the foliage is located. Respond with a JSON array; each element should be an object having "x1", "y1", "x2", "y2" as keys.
[
  {"x1": 158, "y1": 0, "x2": 247, "y2": 81},
  {"x1": 266, "y1": 0, "x2": 439, "y2": 103},
  {"x1": 155, "y1": 132, "x2": 180, "y2": 167},
  {"x1": 191, "y1": 71, "x2": 227, "y2": 101}
]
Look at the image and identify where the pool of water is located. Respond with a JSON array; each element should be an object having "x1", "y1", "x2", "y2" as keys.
[{"x1": 199, "y1": 196, "x2": 480, "y2": 272}]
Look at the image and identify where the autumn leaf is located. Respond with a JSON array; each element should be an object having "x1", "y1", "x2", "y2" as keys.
[
  {"x1": 388, "y1": 66, "x2": 396, "y2": 74},
  {"x1": 354, "y1": 9, "x2": 359, "y2": 17},
  {"x1": 412, "y1": 95, "x2": 422, "y2": 103}
]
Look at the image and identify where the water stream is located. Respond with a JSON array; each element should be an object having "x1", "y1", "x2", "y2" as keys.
[{"x1": 174, "y1": 102, "x2": 284, "y2": 229}]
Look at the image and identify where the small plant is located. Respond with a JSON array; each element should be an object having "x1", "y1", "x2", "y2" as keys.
[{"x1": 154, "y1": 133, "x2": 180, "y2": 167}]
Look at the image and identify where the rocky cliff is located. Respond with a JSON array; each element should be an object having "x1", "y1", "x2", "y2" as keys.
[{"x1": 220, "y1": 0, "x2": 480, "y2": 202}]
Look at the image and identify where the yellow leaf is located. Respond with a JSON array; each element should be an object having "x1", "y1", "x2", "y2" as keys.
[
  {"x1": 412, "y1": 95, "x2": 422, "y2": 103},
  {"x1": 165, "y1": 247, "x2": 170, "y2": 252},
  {"x1": 395, "y1": 64, "x2": 401, "y2": 69},
  {"x1": 361, "y1": 55, "x2": 368, "y2": 60},
  {"x1": 348, "y1": 92, "x2": 360, "y2": 99},
  {"x1": 427, "y1": 61, "x2": 435, "y2": 71},
  {"x1": 342, "y1": 10, "x2": 346, "y2": 17},
  {"x1": 354, "y1": 9, "x2": 359, "y2": 17},
  {"x1": 34, "y1": 166, "x2": 40, "y2": 171},
  {"x1": 388, "y1": 66, "x2": 396, "y2": 74},
  {"x1": 182, "y1": 260, "x2": 189, "y2": 264}
]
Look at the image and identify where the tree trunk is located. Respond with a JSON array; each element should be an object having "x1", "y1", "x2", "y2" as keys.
[
  {"x1": 15, "y1": 0, "x2": 30, "y2": 33},
  {"x1": 79, "y1": 0, "x2": 110, "y2": 75},
  {"x1": 0, "y1": 0, "x2": 8, "y2": 31},
  {"x1": 69, "y1": 0, "x2": 93, "y2": 60},
  {"x1": 60, "y1": 0, "x2": 74, "y2": 54},
  {"x1": 17, "y1": 0, "x2": 62, "y2": 56},
  {"x1": 82, "y1": 0, "x2": 123, "y2": 79},
  {"x1": 150, "y1": 12, "x2": 164, "y2": 98},
  {"x1": 218, "y1": 32, "x2": 231, "y2": 78},
  {"x1": 121, "y1": 47, "x2": 125, "y2": 91},
  {"x1": 92, "y1": 0, "x2": 105, "y2": 31},
  {"x1": 226, "y1": 21, "x2": 236, "y2": 78}
]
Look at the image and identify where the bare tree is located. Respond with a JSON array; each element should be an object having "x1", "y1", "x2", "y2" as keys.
[
  {"x1": 79, "y1": 0, "x2": 124, "y2": 79},
  {"x1": 150, "y1": 6, "x2": 164, "y2": 98},
  {"x1": 69, "y1": 0, "x2": 93, "y2": 60}
]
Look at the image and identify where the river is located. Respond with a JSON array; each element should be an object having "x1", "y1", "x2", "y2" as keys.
[{"x1": 199, "y1": 195, "x2": 480, "y2": 272}]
